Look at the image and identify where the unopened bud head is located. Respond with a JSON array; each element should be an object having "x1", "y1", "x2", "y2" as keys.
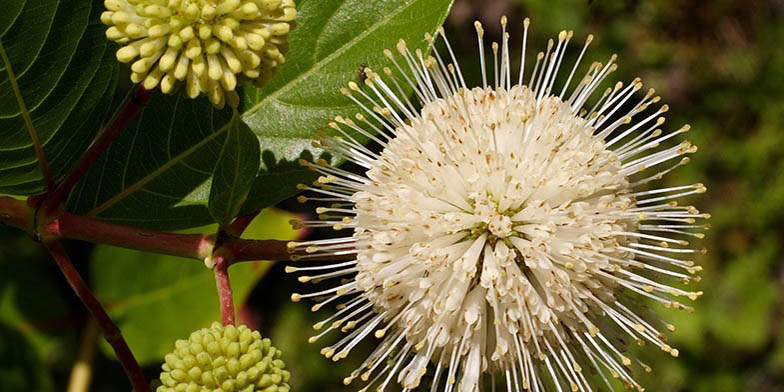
[{"x1": 102, "y1": 0, "x2": 296, "y2": 108}]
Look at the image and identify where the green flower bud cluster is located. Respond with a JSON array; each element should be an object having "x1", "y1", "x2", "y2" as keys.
[
  {"x1": 102, "y1": 0, "x2": 296, "y2": 108},
  {"x1": 157, "y1": 322, "x2": 290, "y2": 392}
]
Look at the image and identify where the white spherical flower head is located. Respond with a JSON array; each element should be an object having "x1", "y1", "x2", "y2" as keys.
[
  {"x1": 289, "y1": 18, "x2": 708, "y2": 392},
  {"x1": 102, "y1": 0, "x2": 296, "y2": 108}
]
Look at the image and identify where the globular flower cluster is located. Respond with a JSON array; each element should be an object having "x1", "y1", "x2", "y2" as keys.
[
  {"x1": 102, "y1": 0, "x2": 296, "y2": 108},
  {"x1": 157, "y1": 322, "x2": 290, "y2": 392},
  {"x1": 288, "y1": 17, "x2": 708, "y2": 392}
]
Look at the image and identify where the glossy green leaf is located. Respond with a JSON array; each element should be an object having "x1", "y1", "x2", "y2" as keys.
[
  {"x1": 0, "y1": 1, "x2": 89, "y2": 119},
  {"x1": 209, "y1": 111, "x2": 261, "y2": 226},
  {"x1": 0, "y1": 0, "x2": 26, "y2": 38},
  {"x1": 90, "y1": 208, "x2": 302, "y2": 364},
  {"x1": 0, "y1": 0, "x2": 117, "y2": 194},
  {"x1": 69, "y1": 0, "x2": 454, "y2": 230},
  {"x1": 0, "y1": 0, "x2": 57, "y2": 79}
]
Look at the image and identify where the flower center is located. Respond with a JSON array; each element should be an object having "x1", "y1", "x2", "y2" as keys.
[
  {"x1": 487, "y1": 214, "x2": 513, "y2": 238},
  {"x1": 468, "y1": 195, "x2": 517, "y2": 241}
]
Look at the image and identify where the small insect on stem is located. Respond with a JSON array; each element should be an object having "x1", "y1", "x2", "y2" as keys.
[{"x1": 356, "y1": 63, "x2": 370, "y2": 84}]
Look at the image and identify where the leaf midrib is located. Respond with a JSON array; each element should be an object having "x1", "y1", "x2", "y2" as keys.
[{"x1": 87, "y1": 0, "x2": 423, "y2": 216}]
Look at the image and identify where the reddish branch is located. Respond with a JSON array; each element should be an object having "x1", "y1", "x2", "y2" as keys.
[
  {"x1": 0, "y1": 197, "x2": 31, "y2": 231},
  {"x1": 213, "y1": 211, "x2": 262, "y2": 326},
  {"x1": 43, "y1": 86, "x2": 154, "y2": 214},
  {"x1": 212, "y1": 252, "x2": 236, "y2": 326},
  {"x1": 0, "y1": 196, "x2": 292, "y2": 262},
  {"x1": 222, "y1": 235, "x2": 293, "y2": 264},
  {"x1": 45, "y1": 242, "x2": 150, "y2": 392},
  {"x1": 45, "y1": 211, "x2": 216, "y2": 260}
]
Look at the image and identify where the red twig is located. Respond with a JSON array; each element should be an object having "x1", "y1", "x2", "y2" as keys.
[
  {"x1": 45, "y1": 241, "x2": 150, "y2": 392},
  {"x1": 212, "y1": 252, "x2": 235, "y2": 326},
  {"x1": 0, "y1": 197, "x2": 32, "y2": 231},
  {"x1": 213, "y1": 210, "x2": 260, "y2": 326},
  {"x1": 44, "y1": 210, "x2": 216, "y2": 260},
  {"x1": 1, "y1": 196, "x2": 294, "y2": 262},
  {"x1": 224, "y1": 236, "x2": 293, "y2": 264},
  {"x1": 44, "y1": 86, "x2": 154, "y2": 214}
]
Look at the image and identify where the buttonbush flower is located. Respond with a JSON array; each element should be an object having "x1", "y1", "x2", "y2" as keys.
[
  {"x1": 102, "y1": 0, "x2": 296, "y2": 108},
  {"x1": 288, "y1": 18, "x2": 708, "y2": 392},
  {"x1": 156, "y1": 322, "x2": 290, "y2": 392}
]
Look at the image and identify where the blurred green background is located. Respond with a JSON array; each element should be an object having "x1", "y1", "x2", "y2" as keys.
[{"x1": 2, "y1": 0, "x2": 784, "y2": 391}]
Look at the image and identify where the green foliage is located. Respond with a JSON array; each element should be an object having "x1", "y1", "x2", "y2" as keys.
[
  {"x1": 66, "y1": 0, "x2": 454, "y2": 230},
  {"x1": 0, "y1": 0, "x2": 58, "y2": 81},
  {"x1": 0, "y1": 0, "x2": 117, "y2": 194},
  {"x1": 208, "y1": 111, "x2": 261, "y2": 226},
  {"x1": 707, "y1": 236, "x2": 778, "y2": 350},
  {"x1": 90, "y1": 208, "x2": 300, "y2": 365},
  {"x1": 0, "y1": 0, "x2": 26, "y2": 37}
]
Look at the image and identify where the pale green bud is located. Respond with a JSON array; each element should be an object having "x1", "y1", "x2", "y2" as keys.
[
  {"x1": 156, "y1": 322, "x2": 290, "y2": 392},
  {"x1": 102, "y1": 0, "x2": 296, "y2": 108}
]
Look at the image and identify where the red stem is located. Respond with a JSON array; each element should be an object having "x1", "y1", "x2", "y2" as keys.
[
  {"x1": 45, "y1": 210, "x2": 216, "y2": 260},
  {"x1": 45, "y1": 241, "x2": 150, "y2": 392},
  {"x1": 0, "y1": 196, "x2": 295, "y2": 262},
  {"x1": 223, "y1": 236, "x2": 293, "y2": 264},
  {"x1": 213, "y1": 211, "x2": 261, "y2": 326},
  {"x1": 44, "y1": 87, "x2": 154, "y2": 214},
  {"x1": 213, "y1": 252, "x2": 235, "y2": 326},
  {"x1": 0, "y1": 197, "x2": 32, "y2": 231}
]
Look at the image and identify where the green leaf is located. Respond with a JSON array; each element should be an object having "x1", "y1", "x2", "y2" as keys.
[
  {"x1": 209, "y1": 111, "x2": 261, "y2": 226},
  {"x1": 0, "y1": 1, "x2": 89, "y2": 118},
  {"x1": 0, "y1": 0, "x2": 26, "y2": 38},
  {"x1": 90, "y1": 208, "x2": 302, "y2": 364},
  {"x1": 0, "y1": 0, "x2": 118, "y2": 194},
  {"x1": 69, "y1": 0, "x2": 454, "y2": 230},
  {"x1": 0, "y1": 0, "x2": 57, "y2": 80}
]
